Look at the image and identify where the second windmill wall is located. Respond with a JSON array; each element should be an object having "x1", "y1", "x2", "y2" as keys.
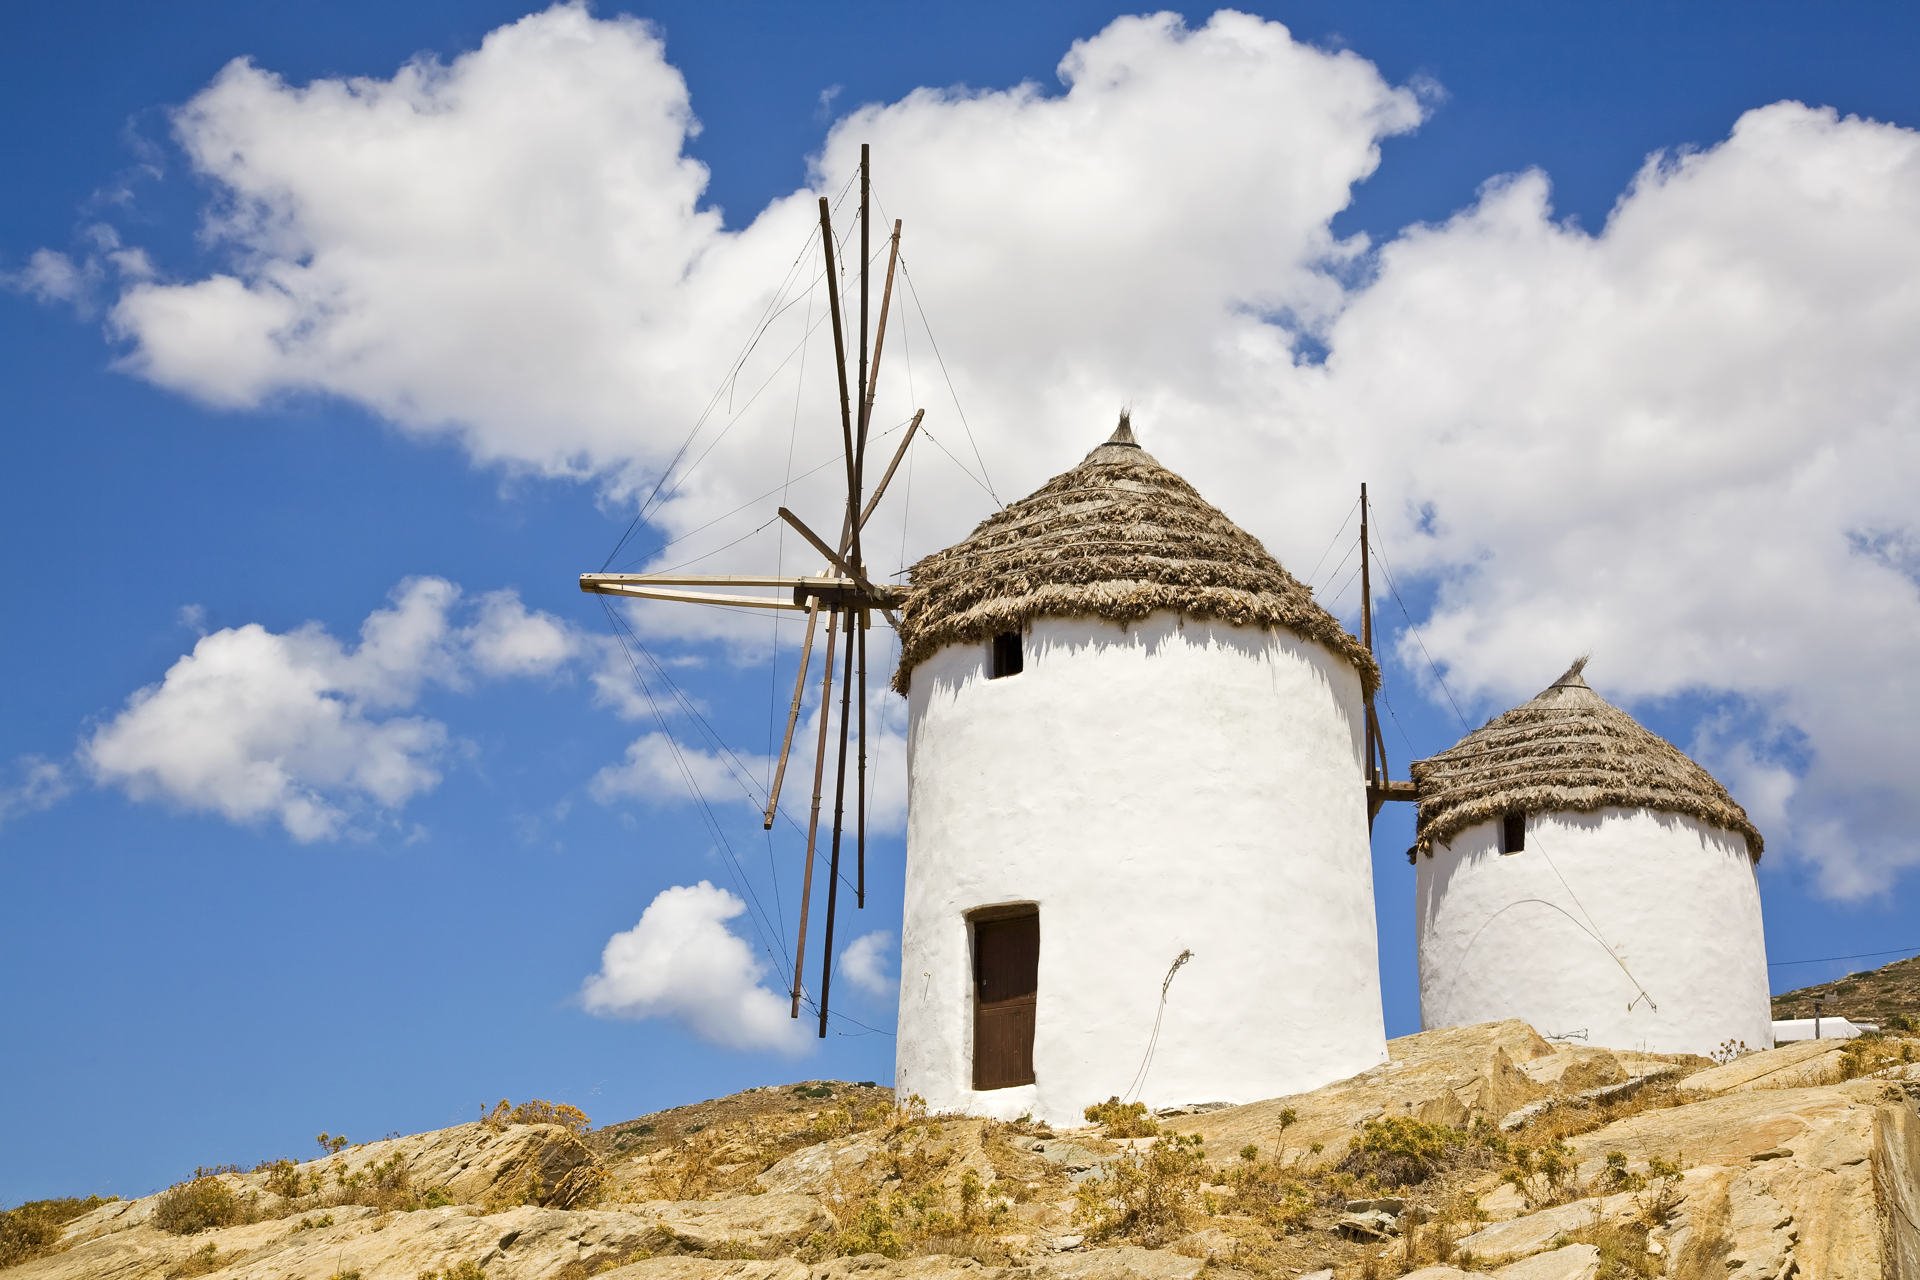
[{"x1": 1415, "y1": 807, "x2": 1772, "y2": 1056}]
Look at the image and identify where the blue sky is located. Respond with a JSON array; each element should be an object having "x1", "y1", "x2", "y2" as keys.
[{"x1": 5, "y1": 2, "x2": 1920, "y2": 1207}]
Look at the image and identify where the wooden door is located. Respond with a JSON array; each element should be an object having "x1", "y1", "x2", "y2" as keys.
[{"x1": 972, "y1": 909, "x2": 1039, "y2": 1090}]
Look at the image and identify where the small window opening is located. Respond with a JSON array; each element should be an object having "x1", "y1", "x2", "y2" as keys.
[
  {"x1": 989, "y1": 631, "x2": 1024, "y2": 679},
  {"x1": 1501, "y1": 811, "x2": 1526, "y2": 854}
]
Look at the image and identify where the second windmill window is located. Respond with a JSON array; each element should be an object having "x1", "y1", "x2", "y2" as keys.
[{"x1": 989, "y1": 632, "x2": 1024, "y2": 679}]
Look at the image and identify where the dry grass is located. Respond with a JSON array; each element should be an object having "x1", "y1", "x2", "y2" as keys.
[
  {"x1": 1073, "y1": 1132, "x2": 1207, "y2": 1247},
  {"x1": 1083, "y1": 1097, "x2": 1159, "y2": 1137},
  {"x1": 0, "y1": 1195, "x2": 115, "y2": 1268},
  {"x1": 153, "y1": 1170, "x2": 252, "y2": 1235},
  {"x1": 163, "y1": 1241, "x2": 229, "y2": 1278},
  {"x1": 1834, "y1": 1032, "x2": 1920, "y2": 1081},
  {"x1": 1510, "y1": 1078, "x2": 1692, "y2": 1145}
]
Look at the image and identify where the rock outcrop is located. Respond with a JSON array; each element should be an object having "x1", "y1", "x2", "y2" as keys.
[{"x1": 6, "y1": 1029, "x2": 1916, "y2": 1280}]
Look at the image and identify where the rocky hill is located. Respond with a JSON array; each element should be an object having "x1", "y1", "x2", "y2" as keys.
[
  {"x1": 1773, "y1": 953, "x2": 1920, "y2": 1027},
  {"x1": 4, "y1": 1023, "x2": 1917, "y2": 1279}
]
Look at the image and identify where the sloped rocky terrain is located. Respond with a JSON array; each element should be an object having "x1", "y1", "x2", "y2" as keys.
[
  {"x1": 4, "y1": 1024, "x2": 1917, "y2": 1279},
  {"x1": 1774, "y1": 953, "x2": 1920, "y2": 1027}
]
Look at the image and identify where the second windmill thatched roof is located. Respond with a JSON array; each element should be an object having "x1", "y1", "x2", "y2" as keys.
[
  {"x1": 1410, "y1": 658, "x2": 1763, "y2": 858},
  {"x1": 892, "y1": 414, "x2": 1379, "y2": 694}
]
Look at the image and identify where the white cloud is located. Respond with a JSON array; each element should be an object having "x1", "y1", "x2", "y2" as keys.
[
  {"x1": 82, "y1": 579, "x2": 587, "y2": 840},
  {"x1": 590, "y1": 731, "x2": 774, "y2": 808},
  {"x1": 839, "y1": 930, "x2": 895, "y2": 997},
  {"x1": 589, "y1": 676, "x2": 906, "y2": 835},
  {"x1": 9, "y1": 249, "x2": 87, "y2": 303},
  {"x1": 54, "y1": 9, "x2": 1920, "y2": 896},
  {"x1": 0, "y1": 756, "x2": 73, "y2": 827},
  {"x1": 579, "y1": 880, "x2": 808, "y2": 1054},
  {"x1": 463, "y1": 590, "x2": 580, "y2": 677},
  {"x1": 1288, "y1": 102, "x2": 1920, "y2": 898}
]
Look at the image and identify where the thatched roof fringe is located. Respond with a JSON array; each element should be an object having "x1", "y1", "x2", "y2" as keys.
[
  {"x1": 893, "y1": 424, "x2": 1378, "y2": 695},
  {"x1": 1411, "y1": 662, "x2": 1762, "y2": 859}
]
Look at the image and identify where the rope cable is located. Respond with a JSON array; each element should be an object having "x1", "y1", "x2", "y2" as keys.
[
  {"x1": 1121, "y1": 949, "x2": 1194, "y2": 1104},
  {"x1": 1302, "y1": 496, "x2": 1361, "y2": 593},
  {"x1": 1369, "y1": 532, "x2": 1473, "y2": 733},
  {"x1": 598, "y1": 599, "x2": 792, "y2": 977}
]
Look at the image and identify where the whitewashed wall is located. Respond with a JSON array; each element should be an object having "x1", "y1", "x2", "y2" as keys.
[
  {"x1": 1416, "y1": 807, "x2": 1772, "y2": 1056},
  {"x1": 895, "y1": 610, "x2": 1387, "y2": 1125}
]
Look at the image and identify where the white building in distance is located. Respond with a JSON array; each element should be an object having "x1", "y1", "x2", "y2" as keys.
[
  {"x1": 889, "y1": 416, "x2": 1388, "y2": 1125},
  {"x1": 1411, "y1": 659, "x2": 1772, "y2": 1056}
]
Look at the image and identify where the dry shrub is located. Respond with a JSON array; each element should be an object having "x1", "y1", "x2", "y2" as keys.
[
  {"x1": 1516, "y1": 1079, "x2": 1689, "y2": 1145},
  {"x1": 1394, "y1": 1195, "x2": 1479, "y2": 1272},
  {"x1": 154, "y1": 1170, "x2": 251, "y2": 1235},
  {"x1": 329, "y1": 1152, "x2": 455, "y2": 1213},
  {"x1": 165, "y1": 1241, "x2": 226, "y2": 1278},
  {"x1": 417, "y1": 1263, "x2": 487, "y2": 1280},
  {"x1": 484, "y1": 1098, "x2": 592, "y2": 1136},
  {"x1": 1558, "y1": 1218, "x2": 1661, "y2": 1280},
  {"x1": 1837, "y1": 1033, "x2": 1919, "y2": 1081},
  {"x1": 258, "y1": 1158, "x2": 304, "y2": 1201},
  {"x1": 1501, "y1": 1138, "x2": 1582, "y2": 1208},
  {"x1": 0, "y1": 1195, "x2": 115, "y2": 1268},
  {"x1": 1223, "y1": 1146, "x2": 1313, "y2": 1233},
  {"x1": 1337, "y1": 1117, "x2": 1505, "y2": 1188},
  {"x1": 1073, "y1": 1132, "x2": 1207, "y2": 1246},
  {"x1": 819, "y1": 1167, "x2": 1008, "y2": 1260},
  {"x1": 1083, "y1": 1097, "x2": 1159, "y2": 1137}
]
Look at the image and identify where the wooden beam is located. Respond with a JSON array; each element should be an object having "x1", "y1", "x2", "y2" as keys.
[
  {"x1": 858, "y1": 409, "x2": 923, "y2": 532},
  {"x1": 817, "y1": 197, "x2": 857, "y2": 530},
  {"x1": 582, "y1": 573, "x2": 849, "y2": 589},
  {"x1": 775, "y1": 508, "x2": 894, "y2": 605},
  {"x1": 791, "y1": 611, "x2": 840, "y2": 1019},
  {"x1": 764, "y1": 600, "x2": 821, "y2": 830},
  {"x1": 580, "y1": 583, "x2": 809, "y2": 611},
  {"x1": 1370, "y1": 779, "x2": 1420, "y2": 804}
]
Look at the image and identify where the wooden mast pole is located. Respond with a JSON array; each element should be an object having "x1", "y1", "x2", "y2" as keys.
[
  {"x1": 761, "y1": 408, "x2": 920, "y2": 830},
  {"x1": 1361, "y1": 483, "x2": 1386, "y2": 826},
  {"x1": 853, "y1": 145, "x2": 873, "y2": 911},
  {"x1": 814, "y1": 150, "x2": 870, "y2": 1037},
  {"x1": 790, "y1": 610, "x2": 839, "y2": 1017}
]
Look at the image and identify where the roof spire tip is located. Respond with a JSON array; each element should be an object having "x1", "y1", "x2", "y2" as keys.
[
  {"x1": 1552, "y1": 655, "x2": 1591, "y2": 688},
  {"x1": 1107, "y1": 408, "x2": 1138, "y2": 448}
]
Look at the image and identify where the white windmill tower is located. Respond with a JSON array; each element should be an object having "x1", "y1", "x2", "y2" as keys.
[
  {"x1": 1410, "y1": 658, "x2": 1773, "y2": 1056},
  {"x1": 886, "y1": 417, "x2": 1392, "y2": 1124}
]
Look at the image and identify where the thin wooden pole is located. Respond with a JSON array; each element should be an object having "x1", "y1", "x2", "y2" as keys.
[
  {"x1": 818, "y1": 606, "x2": 858, "y2": 1037},
  {"x1": 817, "y1": 198, "x2": 857, "y2": 516},
  {"x1": 764, "y1": 598, "x2": 821, "y2": 829},
  {"x1": 790, "y1": 609, "x2": 839, "y2": 1018},
  {"x1": 858, "y1": 409, "x2": 923, "y2": 533},
  {"x1": 861, "y1": 220, "x2": 903, "y2": 441},
  {"x1": 1360, "y1": 482, "x2": 1390, "y2": 824},
  {"x1": 856, "y1": 144, "x2": 870, "y2": 542},
  {"x1": 856, "y1": 610, "x2": 868, "y2": 908}
]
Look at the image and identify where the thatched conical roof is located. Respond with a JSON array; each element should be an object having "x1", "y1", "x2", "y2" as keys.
[
  {"x1": 1410, "y1": 658, "x2": 1763, "y2": 858},
  {"x1": 892, "y1": 414, "x2": 1379, "y2": 695}
]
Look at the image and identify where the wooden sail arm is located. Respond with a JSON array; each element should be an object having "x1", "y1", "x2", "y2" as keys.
[{"x1": 579, "y1": 572, "x2": 901, "y2": 611}]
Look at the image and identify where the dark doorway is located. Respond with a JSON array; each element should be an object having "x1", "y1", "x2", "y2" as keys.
[{"x1": 971, "y1": 907, "x2": 1039, "y2": 1090}]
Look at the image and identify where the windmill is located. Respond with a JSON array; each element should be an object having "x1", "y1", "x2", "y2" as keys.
[{"x1": 579, "y1": 145, "x2": 916, "y2": 1038}]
